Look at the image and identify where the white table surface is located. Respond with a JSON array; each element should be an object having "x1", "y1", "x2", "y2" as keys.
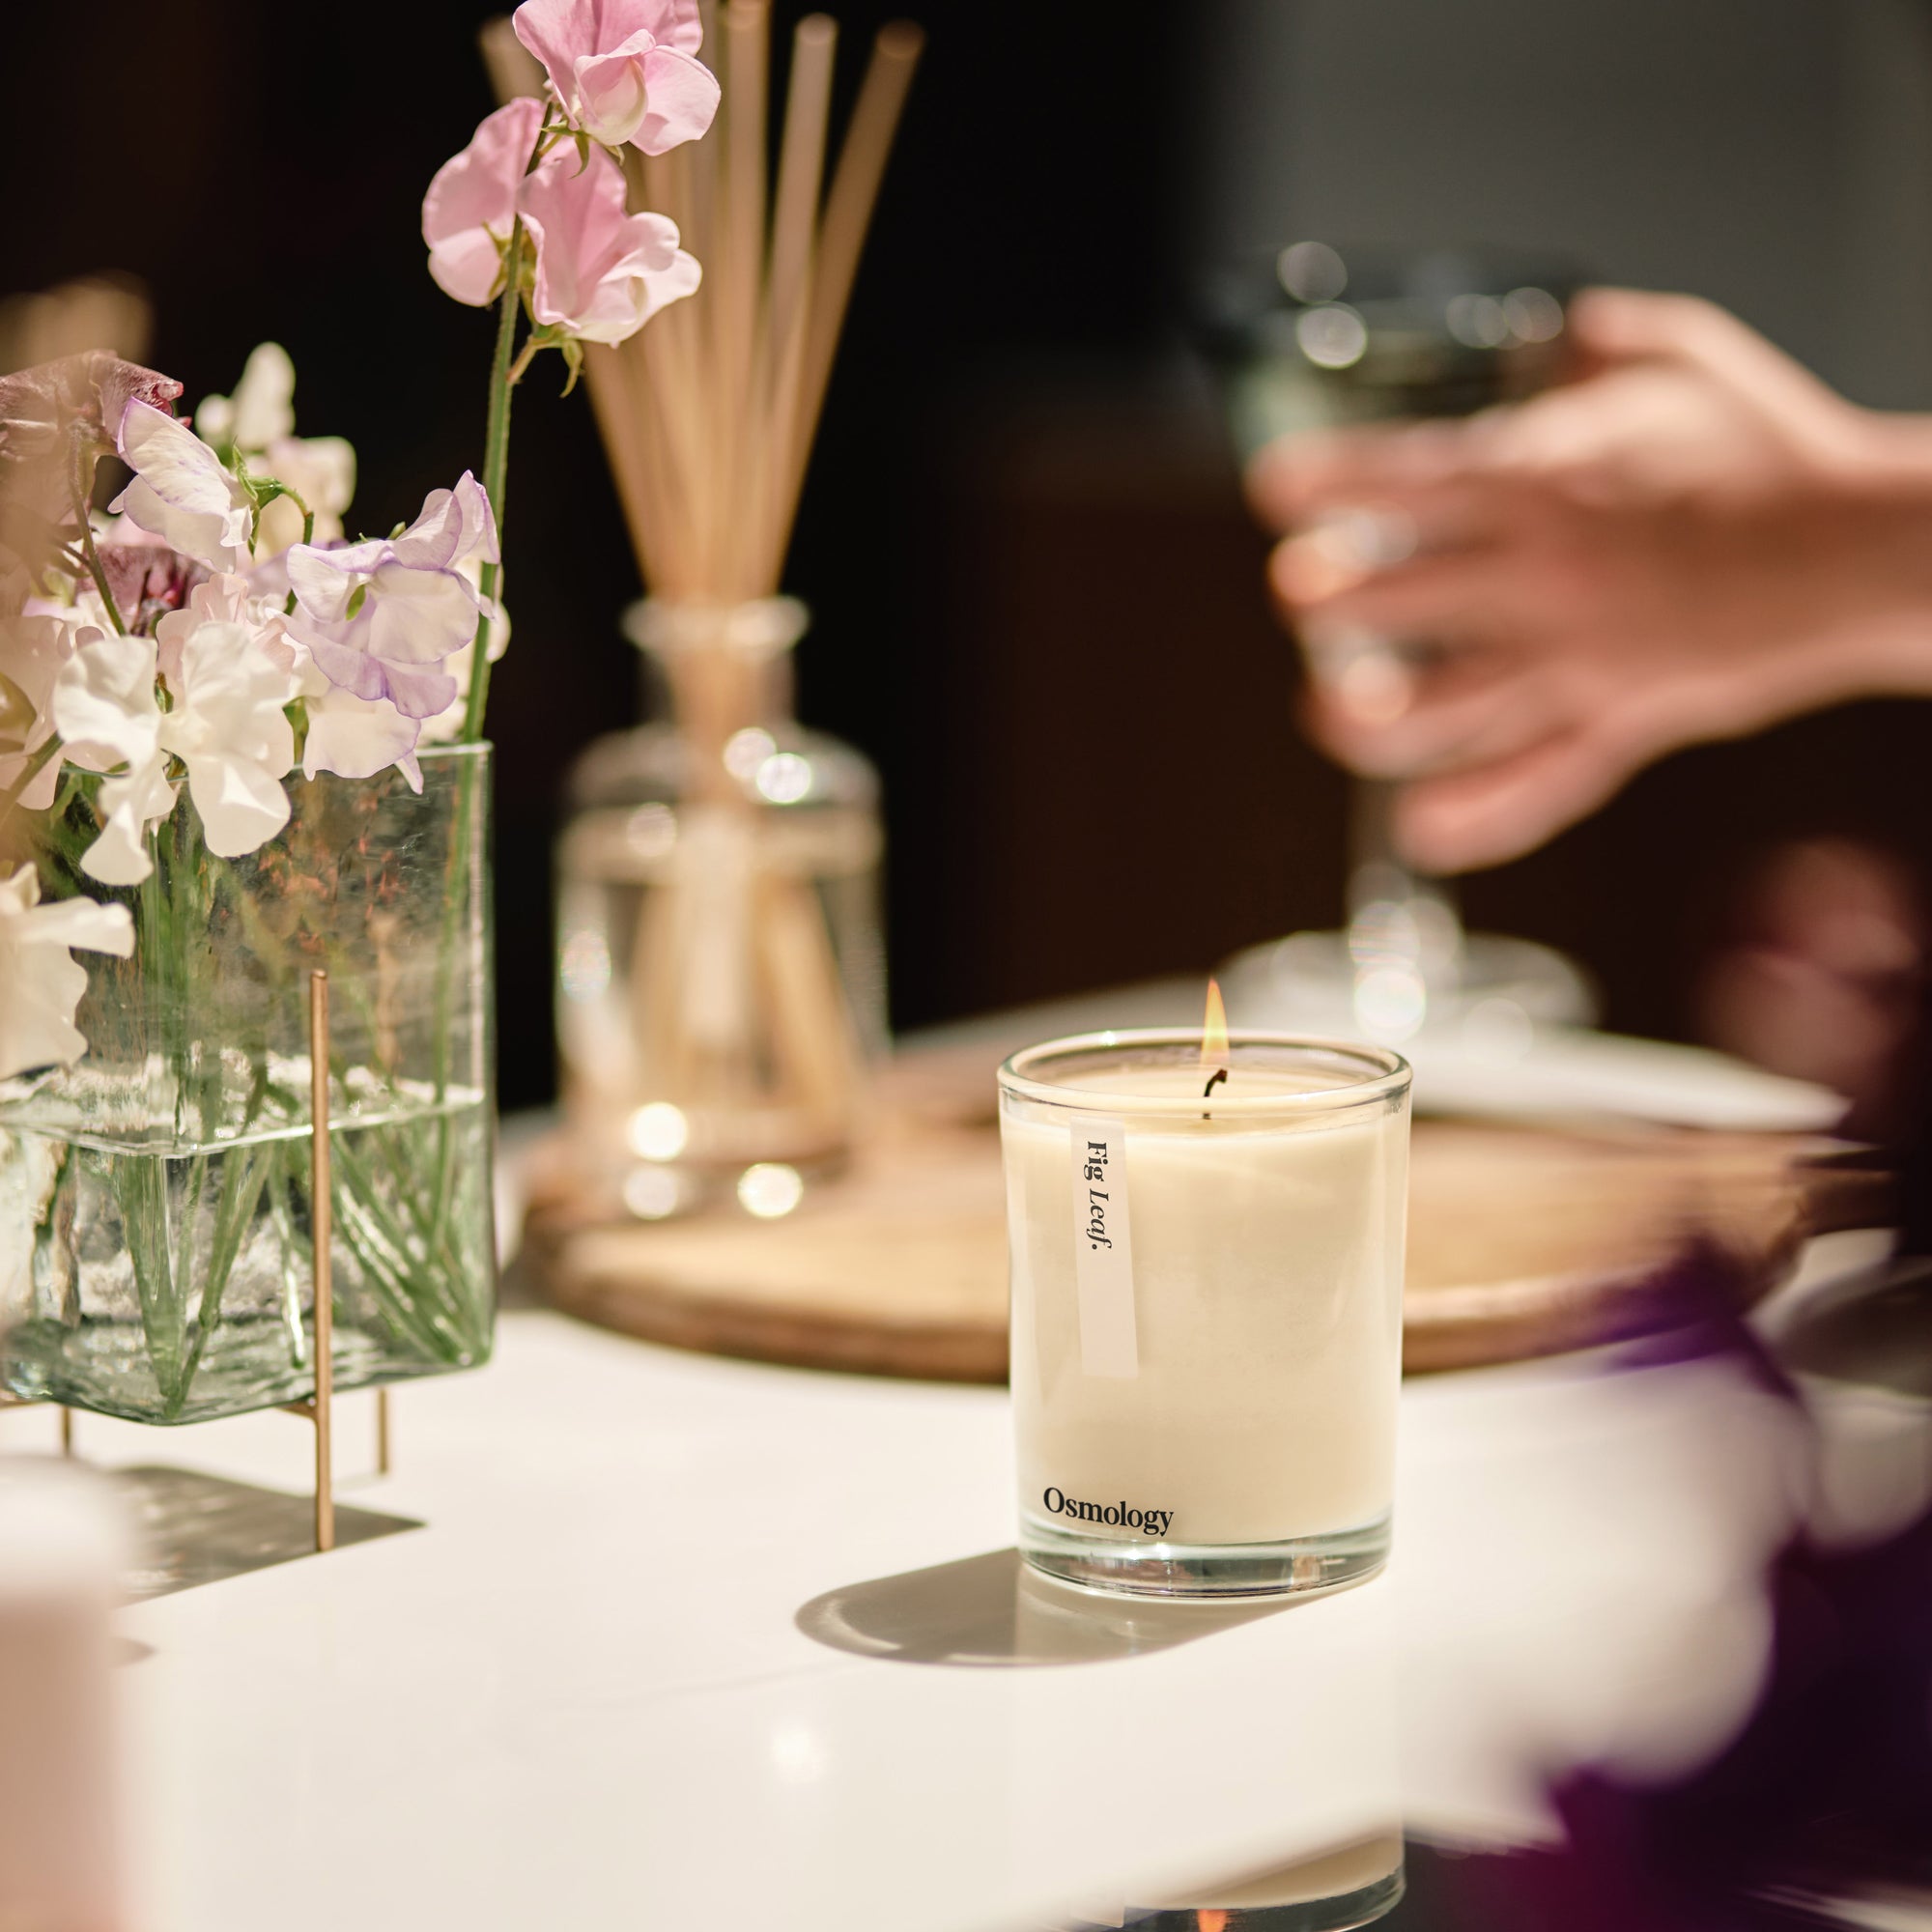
[{"x1": 1, "y1": 1230, "x2": 1921, "y2": 1932}]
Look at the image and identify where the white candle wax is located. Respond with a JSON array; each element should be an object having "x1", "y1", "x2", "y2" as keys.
[{"x1": 1001, "y1": 1040, "x2": 1408, "y2": 1583}]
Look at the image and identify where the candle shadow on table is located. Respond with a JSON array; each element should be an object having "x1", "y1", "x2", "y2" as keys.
[
  {"x1": 795, "y1": 1548, "x2": 1294, "y2": 1667},
  {"x1": 107, "y1": 1465, "x2": 421, "y2": 1601}
]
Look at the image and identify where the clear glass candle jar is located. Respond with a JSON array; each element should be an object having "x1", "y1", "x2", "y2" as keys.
[
  {"x1": 1000, "y1": 1032, "x2": 1410, "y2": 1598},
  {"x1": 554, "y1": 598, "x2": 886, "y2": 1217}
]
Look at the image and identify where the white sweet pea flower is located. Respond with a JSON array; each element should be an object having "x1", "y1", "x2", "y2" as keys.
[
  {"x1": 108, "y1": 402, "x2": 252, "y2": 574},
  {"x1": 152, "y1": 572, "x2": 278, "y2": 685},
  {"x1": 254, "y1": 437, "x2": 355, "y2": 555},
  {"x1": 0, "y1": 864, "x2": 134, "y2": 1080},
  {"x1": 0, "y1": 611, "x2": 78, "y2": 811},
  {"x1": 197, "y1": 342, "x2": 298, "y2": 451},
  {"x1": 53, "y1": 583, "x2": 298, "y2": 884},
  {"x1": 158, "y1": 616, "x2": 298, "y2": 857},
  {"x1": 51, "y1": 627, "x2": 176, "y2": 886},
  {"x1": 198, "y1": 344, "x2": 356, "y2": 556},
  {"x1": 153, "y1": 574, "x2": 419, "y2": 790},
  {"x1": 286, "y1": 473, "x2": 497, "y2": 720}
]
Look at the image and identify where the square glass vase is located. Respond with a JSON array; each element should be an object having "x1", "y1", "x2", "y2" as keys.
[{"x1": 0, "y1": 744, "x2": 496, "y2": 1425}]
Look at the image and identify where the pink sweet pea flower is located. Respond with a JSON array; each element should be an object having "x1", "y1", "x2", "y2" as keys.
[
  {"x1": 512, "y1": 0, "x2": 718, "y2": 153},
  {"x1": 286, "y1": 474, "x2": 498, "y2": 720},
  {"x1": 520, "y1": 143, "x2": 699, "y2": 344},
  {"x1": 422, "y1": 99, "x2": 546, "y2": 308},
  {"x1": 424, "y1": 105, "x2": 699, "y2": 344}
]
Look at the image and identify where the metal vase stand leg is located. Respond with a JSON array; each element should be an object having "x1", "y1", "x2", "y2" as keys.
[
  {"x1": 282, "y1": 973, "x2": 396, "y2": 1546},
  {"x1": 14, "y1": 970, "x2": 397, "y2": 1557},
  {"x1": 276, "y1": 968, "x2": 338, "y2": 1552}
]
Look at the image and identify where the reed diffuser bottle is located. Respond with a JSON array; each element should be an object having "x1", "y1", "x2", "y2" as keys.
[
  {"x1": 555, "y1": 599, "x2": 885, "y2": 1214},
  {"x1": 488, "y1": 3, "x2": 923, "y2": 1212}
]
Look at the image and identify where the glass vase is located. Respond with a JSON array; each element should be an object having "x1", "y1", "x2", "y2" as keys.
[
  {"x1": 554, "y1": 598, "x2": 885, "y2": 1216},
  {"x1": 0, "y1": 745, "x2": 497, "y2": 1425}
]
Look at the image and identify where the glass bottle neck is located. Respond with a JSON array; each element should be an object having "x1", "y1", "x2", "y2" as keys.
[{"x1": 624, "y1": 597, "x2": 810, "y2": 804}]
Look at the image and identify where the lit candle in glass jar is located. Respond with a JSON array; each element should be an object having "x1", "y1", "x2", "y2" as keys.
[{"x1": 999, "y1": 986, "x2": 1410, "y2": 1597}]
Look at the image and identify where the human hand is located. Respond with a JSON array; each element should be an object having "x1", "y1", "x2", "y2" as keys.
[{"x1": 1249, "y1": 289, "x2": 1932, "y2": 870}]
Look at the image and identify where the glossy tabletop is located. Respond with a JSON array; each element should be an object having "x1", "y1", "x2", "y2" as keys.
[{"x1": 0, "y1": 1231, "x2": 1913, "y2": 1932}]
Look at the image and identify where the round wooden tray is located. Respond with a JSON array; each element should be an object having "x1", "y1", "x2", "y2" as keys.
[{"x1": 522, "y1": 1046, "x2": 1888, "y2": 1381}]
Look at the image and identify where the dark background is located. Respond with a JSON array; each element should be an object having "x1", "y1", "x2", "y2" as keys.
[{"x1": 9, "y1": 0, "x2": 1932, "y2": 1108}]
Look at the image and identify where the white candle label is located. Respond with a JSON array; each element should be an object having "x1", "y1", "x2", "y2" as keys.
[{"x1": 1068, "y1": 1115, "x2": 1138, "y2": 1378}]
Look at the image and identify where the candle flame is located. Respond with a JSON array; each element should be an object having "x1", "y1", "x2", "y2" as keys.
[{"x1": 1201, "y1": 977, "x2": 1229, "y2": 1071}]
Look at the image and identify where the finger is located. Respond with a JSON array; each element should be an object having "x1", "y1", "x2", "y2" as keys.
[
  {"x1": 1565, "y1": 287, "x2": 1743, "y2": 367},
  {"x1": 1393, "y1": 723, "x2": 1643, "y2": 872},
  {"x1": 1303, "y1": 654, "x2": 1564, "y2": 781},
  {"x1": 1245, "y1": 420, "x2": 1473, "y2": 529},
  {"x1": 1273, "y1": 541, "x2": 1536, "y2": 638}
]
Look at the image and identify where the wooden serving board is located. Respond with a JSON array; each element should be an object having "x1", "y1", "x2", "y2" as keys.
[{"x1": 521, "y1": 1046, "x2": 1889, "y2": 1382}]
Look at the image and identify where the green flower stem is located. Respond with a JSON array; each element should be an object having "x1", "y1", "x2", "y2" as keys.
[
  {"x1": 459, "y1": 103, "x2": 563, "y2": 744},
  {"x1": 429, "y1": 116, "x2": 566, "y2": 1244},
  {"x1": 275, "y1": 498, "x2": 317, "y2": 615},
  {"x1": 462, "y1": 239, "x2": 523, "y2": 745},
  {"x1": 116, "y1": 1153, "x2": 180, "y2": 1401},
  {"x1": 257, "y1": 1072, "x2": 484, "y2": 1364},
  {"x1": 0, "y1": 737, "x2": 61, "y2": 834},
  {"x1": 427, "y1": 229, "x2": 524, "y2": 1226},
  {"x1": 267, "y1": 1161, "x2": 311, "y2": 1368},
  {"x1": 69, "y1": 432, "x2": 127, "y2": 637},
  {"x1": 203, "y1": 812, "x2": 484, "y2": 1364},
  {"x1": 326, "y1": 1134, "x2": 472, "y2": 1357}
]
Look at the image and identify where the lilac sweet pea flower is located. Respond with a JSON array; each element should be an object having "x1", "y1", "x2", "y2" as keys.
[
  {"x1": 285, "y1": 475, "x2": 497, "y2": 720},
  {"x1": 521, "y1": 142, "x2": 699, "y2": 343},
  {"x1": 512, "y1": 0, "x2": 719, "y2": 154},
  {"x1": 296, "y1": 668, "x2": 425, "y2": 790},
  {"x1": 422, "y1": 99, "x2": 545, "y2": 309},
  {"x1": 108, "y1": 401, "x2": 252, "y2": 574}
]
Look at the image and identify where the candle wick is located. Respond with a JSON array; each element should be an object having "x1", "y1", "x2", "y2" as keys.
[{"x1": 1202, "y1": 1066, "x2": 1228, "y2": 1120}]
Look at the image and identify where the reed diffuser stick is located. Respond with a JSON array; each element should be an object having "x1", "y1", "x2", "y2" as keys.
[
  {"x1": 781, "y1": 22, "x2": 924, "y2": 565},
  {"x1": 718, "y1": 0, "x2": 771, "y2": 585},
  {"x1": 754, "y1": 14, "x2": 838, "y2": 592},
  {"x1": 477, "y1": 14, "x2": 543, "y2": 102},
  {"x1": 480, "y1": 10, "x2": 921, "y2": 1172},
  {"x1": 482, "y1": 8, "x2": 922, "y2": 595}
]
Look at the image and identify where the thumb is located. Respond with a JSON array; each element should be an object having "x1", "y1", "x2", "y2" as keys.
[
  {"x1": 1394, "y1": 724, "x2": 1637, "y2": 872},
  {"x1": 1566, "y1": 287, "x2": 1838, "y2": 413},
  {"x1": 1560, "y1": 287, "x2": 1731, "y2": 379}
]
